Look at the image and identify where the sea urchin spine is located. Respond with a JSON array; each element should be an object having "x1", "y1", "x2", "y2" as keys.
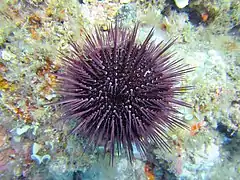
[{"x1": 55, "y1": 23, "x2": 193, "y2": 165}]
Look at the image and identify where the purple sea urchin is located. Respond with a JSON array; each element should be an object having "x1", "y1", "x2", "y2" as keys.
[{"x1": 55, "y1": 23, "x2": 193, "y2": 164}]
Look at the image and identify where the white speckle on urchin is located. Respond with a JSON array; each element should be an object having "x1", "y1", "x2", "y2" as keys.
[{"x1": 144, "y1": 70, "x2": 151, "y2": 77}]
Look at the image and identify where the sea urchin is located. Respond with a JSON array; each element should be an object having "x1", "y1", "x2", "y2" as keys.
[{"x1": 55, "y1": 23, "x2": 193, "y2": 164}]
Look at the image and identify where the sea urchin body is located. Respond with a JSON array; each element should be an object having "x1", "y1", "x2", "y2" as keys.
[{"x1": 55, "y1": 23, "x2": 193, "y2": 164}]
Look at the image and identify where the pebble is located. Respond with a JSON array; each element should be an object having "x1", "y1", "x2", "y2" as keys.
[{"x1": 174, "y1": 0, "x2": 189, "y2": 9}]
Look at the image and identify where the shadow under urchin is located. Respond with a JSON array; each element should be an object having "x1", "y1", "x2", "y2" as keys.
[{"x1": 54, "y1": 23, "x2": 193, "y2": 165}]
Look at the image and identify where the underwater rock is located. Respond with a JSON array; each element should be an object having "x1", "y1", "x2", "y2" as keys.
[
  {"x1": 153, "y1": 158, "x2": 177, "y2": 179},
  {"x1": 188, "y1": 10, "x2": 202, "y2": 26},
  {"x1": 228, "y1": 24, "x2": 240, "y2": 37},
  {"x1": 223, "y1": 137, "x2": 232, "y2": 145},
  {"x1": 12, "y1": 136, "x2": 21, "y2": 143},
  {"x1": 132, "y1": 144, "x2": 147, "y2": 161},
  {"x1": 1, "y1": 49, "x2": 16, "y2": 61},
  {"x1": 181, "y1": 142, "x2": 220, "y2": 179},
  {"x1": 11, "y1": 124, "x2": 39, "y2": 139},
  {"x1": 15, "y1": 125, "x2": 31, "y2": 136},
  {"x1": 116, "y1": 3, "x2": 137, "y2": 25},
  {"x1": 78, "y1": 0, "x2": 84, "y2": 4},
  {"x1": 0, "y1": 125, "x2": 7, "y2": 147},
  {"x1": 73, "y1": 170, "x2": 83, "y2": 180},
  {"x1": 45, "y1": 141, "x2": 54, "y2": 151},
  {"x1": 216, "y1": 122, "x2": 237, "y2": 138}
]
